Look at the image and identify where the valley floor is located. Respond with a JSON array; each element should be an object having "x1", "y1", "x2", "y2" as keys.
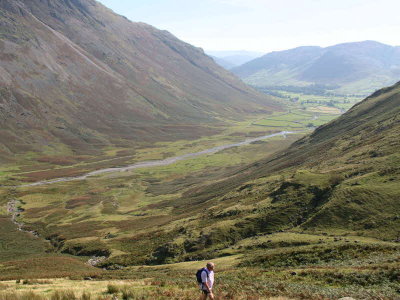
[
  {"x1": 1, "y1": 101, "x2": 399, "y2": 299},
  {"x1": 0, "y1": 114, "x2": 304, "y2": 186}
]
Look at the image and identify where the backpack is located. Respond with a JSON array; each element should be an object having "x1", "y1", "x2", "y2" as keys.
[{"x1": 196, "y1": 268, "x2": 209, "y2": 284}]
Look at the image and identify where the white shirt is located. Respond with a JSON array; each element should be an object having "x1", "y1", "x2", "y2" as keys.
[{"x1": 200, "y1": 269, "x2": 214, "y2": 290}]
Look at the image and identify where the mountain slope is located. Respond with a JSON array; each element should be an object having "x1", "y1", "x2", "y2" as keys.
[
  {"x1": 233, "y1": 41, "x2": 400, "y2": 94},
  {"x1": 182, "y1": 81, "x2": 400, "y2": 243},
  {"x1": 0, "y1": 0, "x2": 279, "y2": 161}
]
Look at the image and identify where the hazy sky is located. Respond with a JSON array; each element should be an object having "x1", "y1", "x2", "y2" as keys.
[{"x1": 97, "y1": 0, "x2": 400, "y2": 53}]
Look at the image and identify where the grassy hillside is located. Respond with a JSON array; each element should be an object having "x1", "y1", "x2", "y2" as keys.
[
  {"x1": 0, "y1": 0, "x2": 280, "y2": 164},
  {"x1": 233, "y1": 41, "x2": 400, "y2": 94},
  {"x1": 183, "y1": 81, "x2": 400, "y2": 241},
  {"x1": 0, "y1": 83, "x2": 399, "y2": 298}
]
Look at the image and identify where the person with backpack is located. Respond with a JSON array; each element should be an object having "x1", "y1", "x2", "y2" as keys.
[{"x1": 196, "y1": 262, "x2": 215, "y2": 299}]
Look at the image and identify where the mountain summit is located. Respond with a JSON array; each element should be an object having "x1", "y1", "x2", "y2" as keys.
[{"x1": 0, "y1": 0, "x2": 279, "y2": 161}]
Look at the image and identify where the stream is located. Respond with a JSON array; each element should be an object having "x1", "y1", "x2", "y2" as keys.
[{"x1": 15, "y1": 131, "x2": 293, "y2": 188}]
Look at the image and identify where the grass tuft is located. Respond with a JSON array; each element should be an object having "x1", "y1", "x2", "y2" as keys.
[{"x1": 106, "y1": 284, "x2": 119, "y2": 295}]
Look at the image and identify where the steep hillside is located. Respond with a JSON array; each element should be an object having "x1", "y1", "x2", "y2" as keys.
[
  {"x1": 0, "y1": 0, "x2": 279, "y2": 162},
  {"x1": 181, "y1": 81, "x2": 400, "y2": 243},
  {"x1": 233, "y1": 41, "x2": 400, "y2": 94}
]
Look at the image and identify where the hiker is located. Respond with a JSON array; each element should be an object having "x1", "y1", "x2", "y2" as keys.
[{"x1": 196, "y1": 262, "x2": 215, "y2": 299}]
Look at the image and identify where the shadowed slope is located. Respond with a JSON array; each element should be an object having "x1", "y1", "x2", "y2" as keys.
[{"x1": 0, "y1": 0, "x2": 279, "y2": 161}]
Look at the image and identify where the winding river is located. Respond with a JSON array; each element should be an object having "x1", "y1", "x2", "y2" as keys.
[{"x1": 16, "y1": 131, "x2": 293, "y2": 188}]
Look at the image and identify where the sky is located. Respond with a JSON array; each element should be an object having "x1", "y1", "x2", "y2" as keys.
[{"x1": 97, "y1": 0, "x2": 400, "y2": 53}]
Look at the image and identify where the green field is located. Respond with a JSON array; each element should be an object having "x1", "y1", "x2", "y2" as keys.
[
  {"x1": 253, "y1": 111, "x2": 338, "y2": 129},
  {"x1": 276, "y1": 90, "x2": 363, "y2": 111},
  {"x1": 251, "y1": 90, "x2": 364, "y2": 131}
]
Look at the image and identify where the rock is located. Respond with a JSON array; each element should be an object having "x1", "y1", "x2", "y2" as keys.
[
  {"x1": 104, "y1": 232, "x2": 117, "y2": 239},
  {"x1": 87, "y1": 256, "x2": 106, "y2": 267}
]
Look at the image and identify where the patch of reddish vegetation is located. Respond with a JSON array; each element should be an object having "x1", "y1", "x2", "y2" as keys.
[
  {"x1": 25, "y1": 205, "x2": 57, "y2": 218},
  {"x1": 19, "y1": 155, "x2": 135, "y2": 183},
  {"x1": 249, "y1": 130, "x2": 279, "y2": 136},
  {"x1": 112, "y1": 215, "x2": 173, "y2": 231},
  {"x1": 36, "y1": 155, "x2": 88, "y2": 166},
  {"x1": 0, "y1": 257, "x2": 102, "y2": 280},
  {"x1": 20, "y1": 168, "x2": 87, "y2": 182},
  {"x1": 88, "y1": 188, "x2": 109, "y2": 195},
  {"x1": 65, "y1": 196, "x2": 99, "y2": 209},
  {"x1": 116, "y1": 149, "x2": 136, "y2": 157},
  {"x1": 54, "y1": 221, "x2": 109, "y2": 239}
]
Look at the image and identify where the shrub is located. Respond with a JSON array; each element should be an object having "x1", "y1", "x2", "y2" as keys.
[
  {"x1": 240, "y1": 243, "x2": 400, "y2": 268},
  {"x1": 328, "y1": 173, "x2": 345, "y2": 186},
  {"x1": 20, "y1": 279, "x2": 52, "y2": 285},
  {"x1": 106, "y1": 284, "x2": 119, "y2": 294},
  {"x1": 121, "y1": 288, "x2": 134, "y2": 300},
  {"x1": 81, "y1": 292, "x2": 91, "y2": 300}
]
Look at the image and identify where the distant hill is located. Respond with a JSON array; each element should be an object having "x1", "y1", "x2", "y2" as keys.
[
  {"x1": 0, "y1": 0, "x2": 279, "y2": 162},
  {"x1": 232, "y1": 41, "x2": 400, "y2": 94},
  {"x1": 209, "y1": 55, "x2": 236, "y2": 69},
  {"x1": 207, "y1": 50, "x2": 264, "y2": 69}
]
